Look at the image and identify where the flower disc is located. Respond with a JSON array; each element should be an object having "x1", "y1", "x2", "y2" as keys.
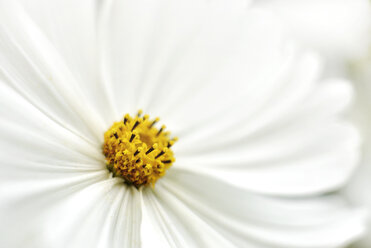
[{"x1": 103, "y1": 110, "x2": 176, "y2": 187}]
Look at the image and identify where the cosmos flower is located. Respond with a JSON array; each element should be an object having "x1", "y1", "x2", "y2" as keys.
[{"x1": 0, "y1": 0, "x2": 366, "y2": 247}]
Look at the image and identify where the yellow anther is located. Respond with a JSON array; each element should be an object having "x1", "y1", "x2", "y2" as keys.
[{"x1": 103, "y1": 111, "x2": 176, "y2": 187}]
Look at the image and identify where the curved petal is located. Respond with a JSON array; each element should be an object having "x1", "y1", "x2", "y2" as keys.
[
  {"x1": 98, "y1": 0, "x2": 276, "y2": 122},
  {"x1": 17, "y1": 0, "x2": 118, "y2": 121},
  {"x1": 0, "y1": 83, "x2": 111, "y2": 246},
  {"x1": 0, "y1": 0, "x2": 108, "y2": 142},
  {"x1": 0, "y1": 171, "x2": 109, "y2": 247},
  {"x1": 174, "y1": 51, "x2": 322, "y2": 151},
  {"x1": 174, "y1": 56, "x2": 360, "y2": 196},
  {"x1": 157, "y1": 169, "x2": 366, "y2": 248},
  {"x1": 141, "y1": 183, "x2": 236, "y2": 248},
  {"x1": 40, "y1": 178, "x2": 142, "y2": 248},
  {"x1": 0, "y1": 82, "x2": 104, "y2": 163},
  {"x1": 1, "y1": 178, "x2": 142, "y2": 248}
]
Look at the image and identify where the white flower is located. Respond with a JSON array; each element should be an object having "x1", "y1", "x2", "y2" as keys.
[{"x1": 0, "y1": 0, "x2": 366, "y2": 248}]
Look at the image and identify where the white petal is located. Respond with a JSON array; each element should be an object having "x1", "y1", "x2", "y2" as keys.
[
  {"x1": 0, "y1": 172, "x2": 109, "y2": 247},
  {"x1": 98, "y1": 0, "x2": 275, "y2": 121},
  {"x1": 0, "y1": 83, "x2": 104, "y2": 164},
  {"x1": 174, "y1": 51, "x2": 321, "y2": 151},
  {"x1": 141, "y1": 184, "x2": 236, "y2": 248},
  {"x1": 0, "y1": 79, "x2": 112, "y2": 246},
  {"x1": 159, "y1": 169, "x2": 366, "y2": 248},
  {"x1": 175, "y1": 56, "x2": 359, "y2": 195},
  {"x1": 41, "y1": 179, "x2": 142, "y2": 248},
  {"x1": 176, "y1": 122, "x2": 359, "y2": 196},
  {"x1": 17, "y1": 0, "x2": 118, "y2": 121},
  {"x1": 0, "y1": 0, "x2": 107, "y2": 142},
  {"x1": 0, "y1": 81, "x2": 108, "y2": 205},
  {"x1": 0, "y1": 87, "x2": 108, "y2": 240}
]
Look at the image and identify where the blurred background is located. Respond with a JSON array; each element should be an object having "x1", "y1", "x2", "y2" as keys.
[{"x1": 253, "y1": 0, "x2": 371, "y2": 247}]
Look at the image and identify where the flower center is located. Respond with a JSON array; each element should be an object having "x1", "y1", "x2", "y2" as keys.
[{"x1": 103, "y1": 110, "x2": 177, "y2": 187}]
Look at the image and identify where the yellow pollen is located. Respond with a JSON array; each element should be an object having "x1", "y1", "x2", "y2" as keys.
[{"x1": 103, "y1": 110, "x2": 177, "y2": 187}]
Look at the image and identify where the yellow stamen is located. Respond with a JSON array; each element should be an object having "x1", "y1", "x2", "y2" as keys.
[{"x1": 103, "y1": 110, "x2": 177, "y2": 187}]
